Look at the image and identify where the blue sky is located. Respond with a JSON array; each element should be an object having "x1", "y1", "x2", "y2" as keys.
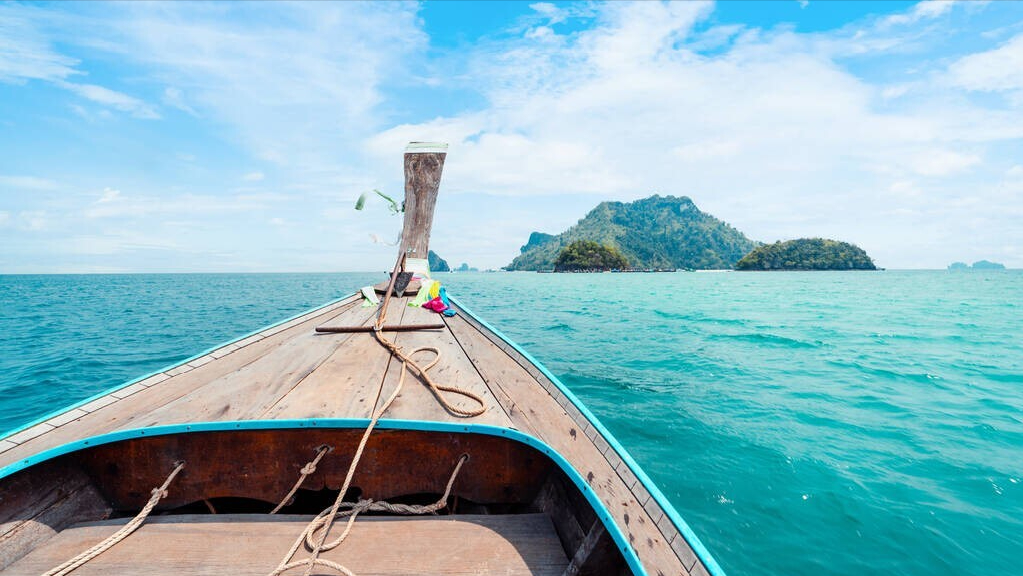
[{"x1": 2, "y1": 0, "x2": 1022, "y2": 272}]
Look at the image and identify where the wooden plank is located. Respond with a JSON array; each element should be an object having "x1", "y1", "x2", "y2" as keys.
[
  {"x1": 4, "y1": 424, "x2": 54, "y2": 445},
  {"x1": 445, "y1": 314, "x2": 691, "y2": 576},
  {"x1": 70, "y1": 428, "x2": 551, "y2": 510},
  {"x1": 563, "y1": 520, "x2": 620, "y2": 576},
  {"x1": 443, "y1": 314, "x2": 538, "y2": 436},
  {"x1": 3, "y1": 513, "x2": 569, "y2": 576},
  {"x1": 135, "y1": 302, "x2": 378, "y2": 424},
  {"x1": 0, "y1": 299, "x2": 361, "y2": 468},
  {"x1": 373, "y1": 302, "x2": 511, "y2": 427},
  {"x1": 261, "y1": 311, "x2": 391, "y2": 419},
  {"x1": 0, "y1": 464, "x2": 110, "y2": 570}
]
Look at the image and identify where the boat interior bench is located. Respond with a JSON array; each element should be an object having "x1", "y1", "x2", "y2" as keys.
[{"x1": 2, "y1": 513, "x2": 569, "y2": 575}]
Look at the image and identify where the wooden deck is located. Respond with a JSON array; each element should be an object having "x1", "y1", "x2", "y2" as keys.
[
  {"x1": 0, "y1": 292, "x2": 709, "y2": 576},
  {"x1": 2, "y1": 514, "x2": 569, "y2": 576}
]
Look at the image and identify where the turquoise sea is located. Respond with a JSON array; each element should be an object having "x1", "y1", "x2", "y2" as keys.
[{"x1": 1, "y1": 271, "x2": 1020, "y2": 576}]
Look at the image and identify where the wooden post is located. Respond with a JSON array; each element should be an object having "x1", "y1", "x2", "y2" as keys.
[{"x1": 399, "y1": 142, "x2": 447, "y2": 270}]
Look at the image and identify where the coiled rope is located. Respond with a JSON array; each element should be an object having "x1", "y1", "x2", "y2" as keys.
[{"x1": 42, "y1": 461, "x2": 186, "y2": 576}]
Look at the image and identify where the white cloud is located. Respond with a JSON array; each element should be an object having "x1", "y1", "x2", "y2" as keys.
[
  {"x1": 0, "y1": 175, "x2": 58, "y2": 190},
  {"x1": 84, "y1": 190, "x2": 273, "y2": 219},
  {"x1": 98, "y1": 187, "x2": 121, "y2": 203},
  {"x1": 947, "y1": 33, "x2": 1023, "y2": 92},
  {"x1": 56, "y1": 81, "x2": 160, "y2": 119},
  {"x1": 0, "y1": 4, "x2": 79, "y2": 83},
  {"x1": 162, "y1": 87, "x2": 197, "y2": 116},
  {"x1": 0, "y1": 211, "x2": 9, "y2": 227},
  {"x1": 1007, "y1": 165, "x2": 1023, "y2": 178},
  {"x1": 18, "y1": 211, "x2": 48, "y2": 231},
  {"x1": 910, "y1": 150, "x2": 982, "y2": 176},
  {"x1": 883, "y1": 1, "x2": 958, "y2": 26},
  {"x1": 85, "y1": 2, "x2": 427, "y2": 175},
  {"x1": 242, "y1": 171, "x2": 265, "y2": 182}
]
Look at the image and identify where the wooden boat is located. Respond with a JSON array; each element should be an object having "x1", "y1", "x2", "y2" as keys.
[{"x1": 0, "y1": 144, "x2": 725, "y2": 576}]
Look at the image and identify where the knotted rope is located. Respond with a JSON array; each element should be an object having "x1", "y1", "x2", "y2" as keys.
[
  {"x1": 269, "y1": 455, "x2": 468, "y2": 576},
  {"x1": 42, "y1": 461, "x2": 186, "y2": 576},
  {"x1": 270, "y1": 444, "x2": 332, "y2": 514}
]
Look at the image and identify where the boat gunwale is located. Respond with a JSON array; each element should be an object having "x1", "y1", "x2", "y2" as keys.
[
  {"x1": 450, "y1": 294, "x2": 727, "y2": 576},
  {"x1": 0, "y1": 292, "x2": 360, "y2": 445},
  {"x1": 0, "y1": 418, "x2": 648, "y2": 576}
]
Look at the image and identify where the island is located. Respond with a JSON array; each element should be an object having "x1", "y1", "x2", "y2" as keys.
[
  {"x1": 554, "y1": 240, "x2": 629, "y2": 272},
  {"x1": 949, "y1": 260, "x2": 1006, "y2": 270},
  {"x1": 427, "y1": 250, "x2": 450, "y2": 272},
  {"x1": 505, "y1": 195, "x2": 757, "y2": 271},
  {"x1": 734, "y1": 238, "x2": 877, "y2": 271}
]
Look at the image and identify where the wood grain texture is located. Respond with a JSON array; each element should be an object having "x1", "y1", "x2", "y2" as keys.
[
  {"x1": 399, "y1": 151, "x2": 445, "y2": 262},
  {"x1": 0, "y1": 298, "x2": 360, "y2": 468},
  {"x1": 445, "y1": 314, "x2": 692, "y2": 576},
  {"x1": 0, "y1": 462, "x2": 110, "y2": 570},
  {"x1": 67, "y1": 429, "x2": 551, "y2": 510},
  {"x1": 3, "y1": 513, "x2": 569, "y2": 576},
  {"x1": 374, "y1": 301, "x2": 511, "y2": 428}
]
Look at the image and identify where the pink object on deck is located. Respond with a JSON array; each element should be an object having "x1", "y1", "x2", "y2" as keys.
[{"x1": 422, "y1": 297, "x2": 448, "y2": 313}]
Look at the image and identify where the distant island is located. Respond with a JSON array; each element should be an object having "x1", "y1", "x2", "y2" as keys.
[
  {"x1": 949, "y1": 260, "x2": 1005, "y2": 270},
  {"x1": 428, "y1": 250, "x2": 450, "y2": 272},
  {"x1": 554, "y1": 240, "x2": 629, "y2": 271},
  {"x1": 505, "y1": 195, "x2": 757, "y2": 270},
  {"x1": 734, "y1": 238, "x2": 877, "y2": 271}
]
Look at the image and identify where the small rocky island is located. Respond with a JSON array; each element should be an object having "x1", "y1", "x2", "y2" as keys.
[
  {"x1": 554, "y1": 240, "x2": 629, "y2": 271},
  {"x1": 949, "y1": 260, "x2": 1005, "y2": 270},
  {"x1": 427, "y1": 250, "x2": 450, "y2": 272},
  {"x1": 735, "y1": 238, "x2": 877, "y2": 271}
]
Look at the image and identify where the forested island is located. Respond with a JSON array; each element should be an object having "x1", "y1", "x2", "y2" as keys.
[
  {"x1": 506, "y1": 195, "x2": 756, "y2": 270},
  {"x1": 553, "y1": 240, "x2": 629, "y2": 271},
  {"x1": 734, "y1": 238, "x2": 877, "y2": 271}
]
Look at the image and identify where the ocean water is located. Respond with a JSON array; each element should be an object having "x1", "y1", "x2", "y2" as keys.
[{"x1": 1, "y1": 270, "x2": 1021, "y2": 576}]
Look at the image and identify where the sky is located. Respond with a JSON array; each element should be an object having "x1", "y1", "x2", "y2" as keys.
[{"x1": 1, "y1": 0, "x2": 1022, "y2": 273}]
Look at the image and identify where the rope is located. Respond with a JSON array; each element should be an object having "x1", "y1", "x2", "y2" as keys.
[
  {"x1": 268, "y1": 352, "x2": 437, "y2": 576},
  {"x1": 42, "y1": 461, "x2": 186, "y2": 576},
  {"x1": 371, "y1": 332, "x2": 486, "y2": 418},
  {"x1": 267, "y1": 254, "x2": 485, "y2": 575},
  {"x1": 269, "y1": 455, "x2": 468, "y2": 576},
  {"x1": 270, "y1": 445, "x2": 332, "y2": 514}
]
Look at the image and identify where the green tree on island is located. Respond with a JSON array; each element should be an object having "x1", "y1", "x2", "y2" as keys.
[
  {"x1": 735, "y1": 238, "x2": 876, "y2": 270},
  {"x1": 554, "y1": 240, "x2": 629, "y2": 271}
]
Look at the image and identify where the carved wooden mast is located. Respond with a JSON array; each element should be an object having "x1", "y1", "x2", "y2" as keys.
[{"x1": 398, "y1": 142, "x2": 448, "y2": 271}]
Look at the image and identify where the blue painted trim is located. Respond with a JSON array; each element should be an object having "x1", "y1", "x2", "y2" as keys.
[
  {"x1": 0, "y1": 419, "x2": 648, "y2": 576},
  {"x1": 0, "y1": 295, "x2": 357, "y2": 443},
  {"x1": 449, "y1": 295, "x2": 728, "y2": 576}
]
